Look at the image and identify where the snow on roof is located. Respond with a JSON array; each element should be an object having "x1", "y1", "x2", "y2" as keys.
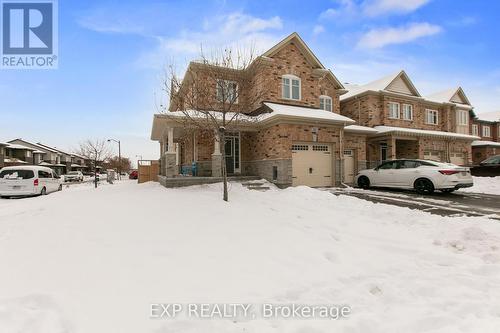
[
  {"x1": 37, "y1": 143, "x2": 73, "y2": 156},
  {"x1": 340, "y1": 71, "x2": 416, "y2": 101},
  {"x1": 471, "y1": 140, "x2": 500, "y2": 147},
  {"x1": 8, "y1": 139, "x2": 59, "y2": 153},
  {"x1": 426, "y1": 87, "x2": 472, "y2": 108},
  {"x1": 38, "y1": 162, "x2": 54, "y2": 166},
  {"x1": 6, "y1": 143, "x2": 36, "y2": 150},
  {"x1": 33, "y1": 150, "x2": 45, "y2": 154},
  {"x1": 0, "y1": 142, "x2": 7, "y2": 146},
  {"x1": 476, "y1": 111, "x2": 500, "y2": 122},
  {"x1": 3, "y1": 158, "x2": 28, "y2": 164},
  {"x1": 71, "y1": 164, "x2": 85, "y2": 167},
  {"x1": 344, "y1": 124, "x2": 379, "y2": 134},
  {"x1": 71, "y1": 153, "x2": 88, "y2": 160},
  {"x1": 373, "y1": 126, "x2": 480, "y2": 140},
  {"x1": 262, "y1": 102, "x2": 355, "y2": 124}
]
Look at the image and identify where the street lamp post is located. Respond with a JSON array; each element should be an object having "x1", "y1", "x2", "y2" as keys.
[
  {"x1": 107, "y1": 139, "x2": 121, "y2": 180},
  {"x1": 135, "y1": 155, "x2": 142, "y2": 170}
]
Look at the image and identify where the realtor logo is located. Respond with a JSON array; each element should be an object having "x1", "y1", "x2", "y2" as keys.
[{"x1": 1, "y1": 0, "x2": 58, "y2": 69}]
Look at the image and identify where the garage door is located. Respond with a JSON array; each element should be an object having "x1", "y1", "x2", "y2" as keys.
[
  {"x1": 450, "y1": 152, "x2": 465, "y2": 166},
  {"x1": 343, "y1": 150, "x2": 355, "y2": 184},
  {"x1": 423, "y1": 151, "x2": 442, "y2": 162},
  {"x1": 292, "y1": 143, "x2": 333, "y2": 187}
]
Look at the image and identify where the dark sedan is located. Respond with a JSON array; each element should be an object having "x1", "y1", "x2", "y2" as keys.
[{"x1": 471, "y1": 155, "x2": 500, "y2": 177}]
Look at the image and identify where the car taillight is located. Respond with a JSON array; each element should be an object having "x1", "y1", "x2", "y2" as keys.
[
  {"x1": 34, "y1": 179, "x2": 39, "y2": 186},
  {"x1": 439, "y1": 170, "x2": 460, "y2": 175}
]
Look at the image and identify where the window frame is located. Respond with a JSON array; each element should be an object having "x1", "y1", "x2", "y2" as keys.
[
  {"x1": 282, "y1": 74, "x2": 301, "y2": 101},
  {"x1": 388, "y1": 102, "x2": 400, "y2": 119},
  {"x1": 402, "y1": 104, "x2": 413, "y2": 121},
  {"x1": 425, "y1": 109, "x2": 439, "y2": 125},
  {"x1": 319, "y1": 95, "x2": 332, "y2": 111},
  {"x1": 457, "y1": 109, "x2": 468, "y2": 126},
  {"x1": 482, "y1": 125, "x2": 491, "y2": 137},
  {"x1": 216, "y1": 79, "x2": 238, "y2": 104},
  {"x1": 472, "y1": 124, "x2": 479, "y2": 136}
]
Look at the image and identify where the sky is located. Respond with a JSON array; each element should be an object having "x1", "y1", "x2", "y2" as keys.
[{"x1": 1, "y1": 0, "x2": 500, "y2": 162}]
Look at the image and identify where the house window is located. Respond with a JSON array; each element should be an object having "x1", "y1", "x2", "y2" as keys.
[
  {"x1": 216, "y1": 80, "x2": 238, "y2": 103},
  {"x1": 425, "y1": 109, "x2": 439, "y2": 125},
  {"x1": 319, "y1": 95, "x2": 332, "y2": 111},
  {"x1": 472, "y1": 124, "x2": 479, "y2": 136},
  {"x1": 282, "y1": 75, "x2": 301, "y2": 100},
  {"x1": 388, "y1": 102, "x2": 400, "y2": 119},
  {"x1": 482, "y1": 125, "x2": 491, "y2": 137},
  {"x1": 402, "y1": 104, "x2": 413, "y2": 120},
  {"x1": 457, "y1": 110, "x2": 468, "y2": 125}
]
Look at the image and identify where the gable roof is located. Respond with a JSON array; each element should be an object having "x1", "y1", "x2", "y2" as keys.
[
  {"x1": 7, "y1": 139, "x2": 60, "y2": 154},
  {"x1": 340, "y1": 70, "x2": 421, "y2": 101},
  {"x1": 37, "y1": 142, "x2": 73, "y2": 156},
  {"x1": 262, "y1": 32, "x2": 344, "y2": 90},
  {"x1": 426, "y1": 87, "x2": 471, "y2": 107}
]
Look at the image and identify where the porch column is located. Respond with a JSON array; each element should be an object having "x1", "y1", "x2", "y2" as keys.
[
  {"x1": 388, "y1": 137, "x2": 397, "y2": 160},
  {"x1": 211, "y1": 130, "x2": 222, "y2": 177},
  {"x1": 164, "y1": 127, "x2": 177, "y2": 177}
]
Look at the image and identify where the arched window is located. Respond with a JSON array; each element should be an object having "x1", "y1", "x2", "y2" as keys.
[
  {"x1": 282, "y1": 74, "x2": 301, "y2": 100},
  {"x1": 319, "y1": 95, "x2": 332, "y2": 111}
]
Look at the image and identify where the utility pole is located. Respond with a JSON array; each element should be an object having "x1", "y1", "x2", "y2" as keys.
[{"x1": 107, "y1": 139, "x2": 121, "y2": 180}]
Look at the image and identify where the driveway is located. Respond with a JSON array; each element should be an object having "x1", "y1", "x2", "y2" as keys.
[{"x1": 329, "y1": 187, "x2": 500, "y2": 220}]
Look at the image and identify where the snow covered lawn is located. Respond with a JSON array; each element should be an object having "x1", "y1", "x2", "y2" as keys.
[
  {"x1": 463, "y1": 176, "x2": 500, "y2": 195},
  {"x1": 1, "y1": 180, "x2": 500, "y2": 332}
]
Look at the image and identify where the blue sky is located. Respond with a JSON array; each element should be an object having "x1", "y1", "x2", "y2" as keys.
[{"x1": 1, "y1": 0, "x2": 500, "y2": 161}]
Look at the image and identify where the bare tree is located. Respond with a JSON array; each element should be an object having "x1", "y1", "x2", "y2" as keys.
[
  {"x1": 78, "y1": 139, "x2": 112, "y2": 188},
  {"x1": 160, "y1": 47, "x2": 269, "y2": 201}
]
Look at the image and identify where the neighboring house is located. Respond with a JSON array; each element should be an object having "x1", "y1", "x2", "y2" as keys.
[
  {"x1": 71, "y1": 153, "x2": 90, "y2": 172},
  {"x1": 0, "y1": 142, "x2": 7, "y2": 168},
  {"x1": 7, "y1": 139, "x2": 66, "y2": 175},
  {"x1": 37, "y1": 143, "x2": 77, "y2": 174},
  {"x1": 340, "y1": 73, "x2": 478, "y2": 167},
  {"x1": 470, "y1": 111, "x2": 500, "y2": 164},
  {"x1": 151, "y1": 32, "x2": 377, "y2": 187},
  {"x1": 3, "y1": 143, "x2": 36, "y2": 166}
]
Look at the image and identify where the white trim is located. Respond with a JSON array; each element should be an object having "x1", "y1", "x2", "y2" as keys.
[
  {"x1": 319, "y1": 95, "x2": 332, "y2": 111},
  {"x1": 282, "y1": 74, "x2": 301, "y2": 101},
  {"x1": 216, "y1": 79, "x2": 238, "y2": 104},
  {"x1": 457, "y1": 109, "x2": 468, "y2": 126},
  {"x1": 425, "y1": 109, "x2": 439, "y2": 125},
  {"x1": 472, "y1": 124, "x2": 479, "y2": 136},
  {"x1": 388, "y1": 102, "x2": 400, "y2": 119}
]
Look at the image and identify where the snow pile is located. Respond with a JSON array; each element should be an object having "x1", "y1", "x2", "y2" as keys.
[
  {"x1": 1, "y1": 181, "x2": 500, "y2": 332},
  {"x1": 463, "y1": 176, "x2": 500, "y2": 195}
]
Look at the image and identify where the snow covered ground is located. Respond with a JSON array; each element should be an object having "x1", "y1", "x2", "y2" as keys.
[
  {"x1": 1, "y1": 180, "x2": 500, "y2": 333},
  {"x1": 463, "y1": 176, "x2": 500, "y2": 195}
]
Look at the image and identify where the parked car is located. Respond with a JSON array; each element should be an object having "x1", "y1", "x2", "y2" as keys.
[
  {"x1": 64, "y1": 171, "x2": 84, "y2": 182},
  {"x1": 129, "y1": 170, "x2": 138, "y2": 179},
  {"x1": 0, "y1": 166, "x2": 62, "y2": 198},
  {"x1": 356, "y1": 159, "x2": 473, "y2": 194},
  {"x1": 471, "y1": 155, "x2": 500, "y2": 177}
]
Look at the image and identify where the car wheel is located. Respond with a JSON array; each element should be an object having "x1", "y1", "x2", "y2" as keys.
[
  {"x1": 58, "y1": 184, "x2": 63, "y2": 191},
  {"x1": 441, "y1": 189, "x2": 455, "y2": 193},
  {"x1": 357, "y1": 176, "x2": 370, "y2": 189},
  {"x1": 41, "y1": 187, "x2": 47, "y2": 195},
  {"x1": 414, "y1": 178, "x2": 434, "y2": 195}
]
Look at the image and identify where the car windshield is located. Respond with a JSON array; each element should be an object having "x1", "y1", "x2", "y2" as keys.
[
  {"x1": 0, "y1": 169, "x2": 35, "y2": 179},
  {"x1": 482, "y1": 156, "x2": 500, "y2": 164}
]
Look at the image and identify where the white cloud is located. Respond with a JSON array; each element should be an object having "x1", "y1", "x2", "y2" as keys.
[
  {"x1": 363, "y1": 0, "x2": 431, "y2": 17},
  {"x1": 357, "y1": 22, "x2": 442, "y2": 49},
  {"x1": 313, "y1": 25, "x2": 325, "y2": 36},
  {"x1": 136, "y1": 12, "x2": 284, "y2": 69},
  {"x1": 320, "y1": 0, "x2": 430, "y2": 19}
]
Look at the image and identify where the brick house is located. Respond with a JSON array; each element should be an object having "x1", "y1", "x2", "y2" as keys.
[
  {"x1": 151, "y1": 32, "x2": 376, "y2": 187},
  {"x1": 340, "y1": 73, "x2": 479, "y2": 167},
  {"x1": 0, "y1": 142, "x2": 7, "y2": 168},
  {"x1": 470, "y1": 111, "x2": 500, "y2": 164}
]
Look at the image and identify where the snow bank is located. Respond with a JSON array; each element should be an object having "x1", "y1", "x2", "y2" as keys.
[
  {"x1": 1, "y1": 180, "x2": 500, "y2": 332},
  {"x1": 462, "y1": 176, "x2": 500, "y2": 195}
]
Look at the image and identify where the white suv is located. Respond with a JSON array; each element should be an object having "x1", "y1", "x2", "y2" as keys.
[
  {"x1": 355, "y1": 159, "x2": 473, "y2": 194},
  {"x1": 64, "y1": 171, "x2": 84, "y2": 182},
  {"x1": 0, "y1": 166, "x2": 62, "y2": 198}
]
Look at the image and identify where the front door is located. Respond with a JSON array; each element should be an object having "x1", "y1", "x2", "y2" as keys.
[
  {"x1": 343, "y1": 150, "x2": 355, "y2": 184},
  {"x1": 380, "y1": 143, "x2": 388, "y2": 162},
  {"x1": 224, "y1": 133, "x2": 240, "y2": 175}
]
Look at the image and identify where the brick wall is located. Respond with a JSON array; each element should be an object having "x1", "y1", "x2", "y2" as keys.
[{"x1": 471, "y1": 120, "x2": 499, "y2": 141}]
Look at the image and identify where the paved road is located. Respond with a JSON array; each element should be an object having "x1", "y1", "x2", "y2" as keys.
[{"x1": 329, "y1": 187, "x2": 500, "y2": 220}]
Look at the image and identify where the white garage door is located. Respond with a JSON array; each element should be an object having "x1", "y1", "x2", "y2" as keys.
[
  {"x1": 423, "y1": 151, "x2": 442, "y2": 162},
  {"x1": 450, "y1": 152, "x2": 465, "y2": 166},
  {"x1": 292, "y1": 143, "x2": 333, "y2": 187},
  {"x1": 343, "y1": 150, "x2": 355, "y2": 184}
]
